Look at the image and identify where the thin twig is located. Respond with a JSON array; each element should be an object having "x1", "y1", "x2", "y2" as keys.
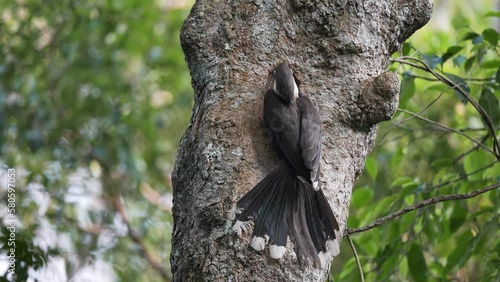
[
  {"x1": 397, "y1": 108, "x2": 496, "y2": 155},
  {"x1": 453, "y1": 134, "x2": 490, "y2": 164},
  {"x1": 346, "y1": 182, "x2": 500, "y2": 235},
  {"x1": 425, "y1": 161, "x2": 498, "y2": 191},
  {"x1": 381, "y1": 86, "x2": 445, "y2": 137},
  {"x1": 346, "y1": 234, "x2": 365, "y2": 282},
  {"x1": 377, "y1": 90, "x2": 446, "y2": 144},
  {"x1": 114, "y1": 197, "x2": 172, "y2": 281},
  {"x1": 407, "y1": 74, "x2": 494, "y2": 82},
  {"x1": 391, "y1": 57, "x2": 500, "y2": 160},
  {"x1": 458, "y1": 127, "x2": 488, "y2": 132}
]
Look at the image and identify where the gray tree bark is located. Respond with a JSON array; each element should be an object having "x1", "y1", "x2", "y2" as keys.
[{"x1": 171, "y1": 0, "x2": 432, "y2": 281}]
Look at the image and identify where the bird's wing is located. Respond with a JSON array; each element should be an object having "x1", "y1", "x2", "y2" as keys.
[
  {"x1": 264, "y1": 90, "x2": 308, "y2": 177},
  {"x1": 297, "y1": 95, "x2": 322, "y2": 185}
]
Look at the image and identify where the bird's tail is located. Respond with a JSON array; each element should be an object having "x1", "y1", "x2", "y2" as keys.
[{"x1": 231, "y1": 160, "x2": 341, "y2": 268}]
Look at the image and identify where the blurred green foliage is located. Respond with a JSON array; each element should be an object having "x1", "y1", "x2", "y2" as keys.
[
  {"x1": 1, "y1": 0, "x2": 192, "y2": 281},
  {"x1": 338, "y1": 1, "x2": 500, "y2": 281}
]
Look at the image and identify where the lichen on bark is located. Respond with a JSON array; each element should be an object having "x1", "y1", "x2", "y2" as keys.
[{"x1": 171, "y1": 0, "x2": 433, "y2": 281}]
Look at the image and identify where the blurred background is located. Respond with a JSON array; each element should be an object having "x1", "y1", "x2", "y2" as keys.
[{"x1": 0, "y1": 0, "x2": 498, "y2": 281}]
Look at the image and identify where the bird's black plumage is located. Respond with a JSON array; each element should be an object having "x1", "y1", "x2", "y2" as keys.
[{"x1": 232, "y1": 63, "x2": 341, "y2": 268}]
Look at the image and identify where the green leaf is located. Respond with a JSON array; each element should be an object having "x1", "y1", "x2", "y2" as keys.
[
  {"x1": 400, "y1": 76, "x2": 415, "y2": 108},
  {"x1": 347, "y1": 214, "x2": 360, "y2": 228},
  {"x1": 376, "y1": 245, "x2": 400, "y2": 280},
  {"x1": 447, "y1": 45, "x2": 463, "y2": 54},
  {"x1": 496, "y1": 68, "x2": 500, "y2": 84},
  {"x1": 449, "y1": 205, "x2": 467, "y2": 233},
  {"x1": 338, "y1": 257, "x2": 357, "y2": 281},
  {"x1": 352, "y1": 187, "x2": 374, "y2": 208},
  {"x1": 462, "y1": 32, "x2": 483, "y2": 44},
  {"x1": 391, "y1": 146, "x2": 405, "y2": 171},
  {"x1": 404, "y1": 194, "x2": 415, "y2": 206},
  {"x1": 373, "y1": 195, "x2": 400, "y2": 216},
  {"x1": 451, "y1": 11, "x2": 470, "y2": 29},
  {"x1": 473, "y1": 35, "x2": 484, "y2": 45},
  {"x1": 442, "y1": 46, "x2": 463, "y2": 64},
  {"x1": 465, "y1": 56, "x2": 476, "y2": 72},
  {"x1": 453, "y1": 55, "x2": 466, "y2": 67},
  {"x1": 391, "y1": 176, "x2": 414, "y2": 188},
  {"x1": 429, "y1": 261, "x2": 446, "y2": 278},
  {"x1": 445, "y1": 73, "x2": 470, "y2": 104},
  {"x1": 399, "y1": 182, "x2": 419, "y2": 198},
  {"x1": 400, "y1": 257, "x2": 409, "y2": 277},
  {"x1": 427, "y1": 83, "x2": 447, "y2": 92},
  {"x1": 365, "y1": 156, "x2": 378, "y2": 180},
  {"x1": 480, "y1": 60, "x2": 500, "y2": 69},
  {"x1": 476, "y1": 46, "x2": 487, "y2": 63},
  {"x1": 421, "y1": 54, "x2": 442, "y2": 70},
  {"x1": 445, "y1": 232, "x2": 471, "y2": 273},
  {"x1": 495, "y1": 241, "x2": 500, "y2": 257},
  {"x1": 462, "y1": 32, "x2": 480, "y2": 41},
  {"x1": 470, "y1": 223, "x2": 494, "y2": 256},
  {"x1": 430, "y1": 158, "x2": 453, "y2": 169},
  {"x1": 479, "y1": 88, "x2": 500, "y2": 127},
  {"x1": 408, "y1": 243, "x2": 428, "y2": 282},
  {"x1": 402, "y1": 42, "x2": 412, "y2": 56},
  {"x1": 463, "y1": 150, "x2": 490, "y2": 180},
  {"x1": 485, "y1": 11, "x2": 500, "y2": 17},
  {"x1": 386, "y1": 221, "x2": 400, "y2": 243},
  {"x1": 423, "y1": 215, "x2": 441, "y2": 244},
  {"x1": 483, "y1": 28, "x2": 499, "y2": 46}
]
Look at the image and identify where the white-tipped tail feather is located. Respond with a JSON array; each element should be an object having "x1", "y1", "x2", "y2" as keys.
[
  {"x1": 269, "y1": 245, "x2": 286, "y2": 259},
  {"x1": 231, "y1": 160, "x2": 341, "y2": 268},
  {"x1": 327, "y1": 238, "x2": 340, "y2": 256},
  {"x1": 270, "y1": 245, "x2": 286, "y2": 259},
  {"x1": 232, "y1": 220, "x2": 253, "y2": 236},
  {"x1": 319, "y1": 238, "x2": 341, "y2": 268},
  {"x1": 333, "y1": 229, "x2": 342, "y2": 255},
  {"x1": 251, "y1": 236, "x2": 267, "y2": 251}
]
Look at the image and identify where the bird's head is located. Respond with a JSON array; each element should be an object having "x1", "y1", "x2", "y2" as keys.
[{"x1": 271, "y1": 63, "x2": 299, "y2": 102}]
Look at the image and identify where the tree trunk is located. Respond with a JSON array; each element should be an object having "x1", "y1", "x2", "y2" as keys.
[{"x1": 171, "y1": 0, "x2": 432, "y2": 281}]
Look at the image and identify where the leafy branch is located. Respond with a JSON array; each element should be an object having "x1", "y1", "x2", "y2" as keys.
[
  {"x1": 453, "y1": 134, "x2": 490, "y2": 164},
  {"x1": 346, "y1": 182, "x2": 500, "y2": 235},
  {"x1": 377, "y1": 89, "x2": 446, "y2": 145},
  {"x1": 397, "y1": 108, "x2": 496, "y2": 155},
  {"x1": 390, "y1": 57, "x2": 500, "y2": 161},
  {"x1": 406, "y1": 74, "x2": 494, "y2": 82},
  {"x1": 346, "y1": 14, "x2": 500, "y2": 282},
  {"x1": 427, "y1": 161, "x2": 497, "y2": 192}
]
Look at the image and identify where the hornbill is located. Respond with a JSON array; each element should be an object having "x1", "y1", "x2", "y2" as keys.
[{"x1": 231, "y1": 63, "x2": 341, "y2": 268}]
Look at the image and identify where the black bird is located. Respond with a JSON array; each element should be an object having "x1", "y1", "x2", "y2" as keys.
[{"x1": 231, "y1": 63, "x2": 341, "y2": 268}]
